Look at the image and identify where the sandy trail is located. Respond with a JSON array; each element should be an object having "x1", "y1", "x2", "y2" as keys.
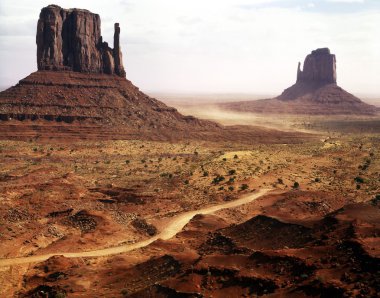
[{"x1": 0, "y1": 188, "x2": 271, "y2": 267}]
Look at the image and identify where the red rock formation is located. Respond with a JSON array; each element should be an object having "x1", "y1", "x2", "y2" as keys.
[{"x1": 36, "y1": 5, "x2": 125, "y2": 77}]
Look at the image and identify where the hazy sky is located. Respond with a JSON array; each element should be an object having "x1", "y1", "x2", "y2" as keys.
[{"x1": 0, "y1": 0, "x2": 379, "y2": 96}]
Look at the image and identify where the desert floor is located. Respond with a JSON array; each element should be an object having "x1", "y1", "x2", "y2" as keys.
[{"x1": 0, "y1": 101, "x2": 379, "y2": 297}]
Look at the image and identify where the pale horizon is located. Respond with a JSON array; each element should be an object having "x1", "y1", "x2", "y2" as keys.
[{"x1": 0, "y1": 0, "x2": 379, "y2": 96}]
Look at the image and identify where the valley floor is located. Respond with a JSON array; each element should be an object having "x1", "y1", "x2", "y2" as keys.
[{"x1": 0, "y1": 117, "x2": 379, "y2": 297}]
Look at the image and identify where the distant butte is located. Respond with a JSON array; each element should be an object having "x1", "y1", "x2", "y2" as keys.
[{"x1": 221, "y1": 48, "x2": 377, "y2": 115}]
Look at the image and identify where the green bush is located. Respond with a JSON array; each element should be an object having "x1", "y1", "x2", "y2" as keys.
[
  {"x1": 212, "y1": 175, "x2": 225, "y2": 184},
  {"x1": 354, "y1": 176, "x2": 364, "y2": 184},
  {"x1": 240, "y1": 184, "x2": 249, "y2": 190}
]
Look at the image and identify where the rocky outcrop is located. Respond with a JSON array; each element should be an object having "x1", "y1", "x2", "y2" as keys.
[
  {"x1": 36, "y1": 5, "x2": 125, "y2": 77},
  {"x1": 296, "y1": 48, "x2": 336, "y2": 84}
]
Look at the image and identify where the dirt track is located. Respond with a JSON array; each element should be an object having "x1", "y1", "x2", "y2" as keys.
[{"x1": 0, "y1": 188, "x2": 271, "y2": 267}]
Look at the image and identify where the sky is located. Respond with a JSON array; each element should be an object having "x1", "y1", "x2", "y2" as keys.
[{"x1": 0, "y1": 0, "x2": 379, "y2": 96}]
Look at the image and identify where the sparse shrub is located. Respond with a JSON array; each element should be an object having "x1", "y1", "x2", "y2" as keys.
[
  {"x1": 228, "y1": 169, "x2": 236, "y2": 175},
  {"x1": 203, "y1": 171, "x2": 209, "y2": 177},
  {"x1": 293, "y1": 182, "x2": 300, "y2": 189},
  {"x1": 194, "y1": 151, "x2": 199, "y2": 155},
  {"x1": 218, "y1": 186, "x2": 224, "y2": 190},
  {"x1": 33, "y1": 147, "x2": 38, "y2": 152},
  {"x1": 240, "y1": 184, "x2": 249, "y2": 190},
  {"x1": 184, "y1": 180, "x2": 189, "y2": 185},
  {"x1": 228, "y1": 177, "x2": 235, "y2": 183},
  {"x1": 234, "y1": 154, "x2": 238, "y2": 159},
  {"x1": 371, "y1": 194, "x2": 380, "y2": 206},
  {"x1": 121, "y1": 289, "x2": 129, "y2": 297},
  {"x1": 354, "y1": 176, "x2": 364, "y2": 184},
  {"x1": 222, "y1": 158, "x2": 227, "y2": 162},
  {"x1": 314, "y1": 178, "x2": 321, "y2": 183},
  {"x1": 356, "y1": 184, "x2": 361, "y2": 190},
  {"x1": 228, "y1": 186, "x2": 234, "y2": 191},
  {"x1": 125, "y1": 160, "x2": 130, "y2": 164},
  {"x1": 141, "y1": 159, "x2": 146, "y2": 163},
  {"x1": 212, "y1": 175, "x2": 225, "y2": 184},
  {"x1": 277, "y1": 178, "x2": 284, "y2": 184},
  {"x1": 160, "y1": 172, "x2": 173, "y2": 178}
]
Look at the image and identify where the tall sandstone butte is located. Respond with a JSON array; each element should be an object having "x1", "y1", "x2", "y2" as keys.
[
  {"x1": 296, "y1": 48, "x2": 336, "y2": 84},
  {"x1": 36, "y1": 5, "x2": 126, "y2": 77}
]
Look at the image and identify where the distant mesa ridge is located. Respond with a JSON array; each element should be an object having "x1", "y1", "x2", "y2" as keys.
[{"x1": 36, "y1": 5, "x2": 126, "y2": 77}]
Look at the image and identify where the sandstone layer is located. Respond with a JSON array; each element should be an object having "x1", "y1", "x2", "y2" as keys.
[{"x1": 0, "y1": 71, "x2": 312, "y2": 143}]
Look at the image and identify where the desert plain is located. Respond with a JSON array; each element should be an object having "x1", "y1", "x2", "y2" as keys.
[{"x1": 0, "y1": 103, "x2": 379, "y2": 297}]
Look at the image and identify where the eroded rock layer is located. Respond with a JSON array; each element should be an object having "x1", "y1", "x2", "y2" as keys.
[{"x1": 0, "y1": 71, "x2": 313, "y2": 142}]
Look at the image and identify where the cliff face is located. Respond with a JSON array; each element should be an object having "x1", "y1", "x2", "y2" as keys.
[
  {"x1": 296, "y1": 48, "x2": 336, "y2": 84},
  {"x1": 36, "y1": 5, "x2": 125, "y2": 77}
]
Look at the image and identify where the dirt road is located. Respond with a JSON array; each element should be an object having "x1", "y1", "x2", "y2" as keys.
[{"x1": 0, "y1": 188, "x2": 271, "y2": 267}]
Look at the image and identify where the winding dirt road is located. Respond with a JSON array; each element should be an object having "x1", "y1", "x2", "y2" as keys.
[{"x1": 0, "y1": 188, "x2": 271, "y2": 267}]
